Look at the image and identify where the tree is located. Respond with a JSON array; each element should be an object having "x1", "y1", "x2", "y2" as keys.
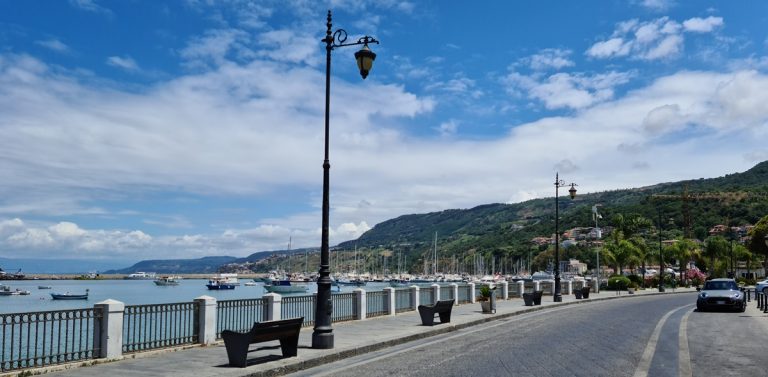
[
  {"x1": 703, "y1": 236, "x2": 728, "y2": 277},
  {"x1": 668, "y1": 239, "x2": 699, "y2": 284},
  {"x1": 747, "y1": 215, "x2": 768, "y2": 271},
  {"x1": 603, "y1": 231, "x2": 641, "y2": 276}
]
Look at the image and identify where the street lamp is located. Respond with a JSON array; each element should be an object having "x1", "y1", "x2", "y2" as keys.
[
  {"x1": 657, "y1": 209, "x2": 665, "y2": 292},
  {"x1": 553, "y1": 173, "x2": 577, "y2": 302},
  {"x1": 313, "y1": 10, "x2": 379, "y2": 350}
]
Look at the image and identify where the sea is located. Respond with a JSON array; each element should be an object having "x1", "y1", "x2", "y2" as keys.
[{"x1": 0, "y1": 279, "x2": 394, "y2": 315}]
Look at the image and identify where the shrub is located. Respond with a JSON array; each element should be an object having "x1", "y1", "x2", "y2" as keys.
[
  {"x1": 477, "y1": 284, "x2": 492, "y2": 301},
  {"x1": 608, "y1": 275, "x2": 631, "y2": 290},
  {"x1": 626, "y1": 274, "x2": 643, "y2": 286}
]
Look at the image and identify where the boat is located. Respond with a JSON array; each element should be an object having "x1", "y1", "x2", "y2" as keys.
[
  {"x1": 244, "y1": 281, "x2": 257, "y2": 286},
  {"x1": 0, "y1": 285, "x2": 31, "y2": 296},
  {"x1": 206, "y1": 276, "x2": 236, "y2": 290},
  {"x1": 50, "y1": 289, "x2": 89, "y2": 300},
  {"x1": 124, "y1": 272, "x2": 157, "y2": 280},
  {"x1": 263, "y1": 279, "x2": 308, "y2": 294},
  {"x1": 0, "y1": 267, "x2": 25, "y2": 280},
  {"x1": 153, "y1": 276, "x2": 181, "y2": 286},
  {"x1": 335, "y1": 278, "x2": 366, "y2": 286},
  {"x1": 38, "y1": 285, "x2": 53, "y2": 289}
]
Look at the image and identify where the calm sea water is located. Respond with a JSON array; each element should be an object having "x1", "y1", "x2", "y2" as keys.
[{"x1": 0, "y1": 279, "x2": 394, "y2": 314}]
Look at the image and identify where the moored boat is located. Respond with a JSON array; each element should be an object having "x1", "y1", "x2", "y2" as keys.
[
  {"x1": 124, "y1": 272, "x2": 156, "y2": 280},
  {"x1": 0, "y1": 285, "x2": 31, "y2": 296},
  {"x1": 50, "y1": 289, "x2": 89, "y2": 300},
  {"x1": 206, "y1": 276, "x2": 236, "y2": 290},
  {"x1": 263, "y1": 280, "x2": 308, "y2": 294},
  {"x1": 38, "y1": 285, "x2": 53, "y2": 289},
  {"x1": 153, "y1": 276, "x2": 181, "y2": 286}
]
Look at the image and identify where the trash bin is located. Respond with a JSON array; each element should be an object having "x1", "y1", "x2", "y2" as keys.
[
  {"x1": 581, "y1": 287, "x2": 590, "y2": 299},
  {"x1": 575, "y1": 290, "x2": 583, "y2": 299}
]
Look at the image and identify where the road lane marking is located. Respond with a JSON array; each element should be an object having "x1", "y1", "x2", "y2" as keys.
[
  {"x1": 678, "y1": 310, "x2": 692, "y2": 377},
  {"x1": 632, "y1": 304, "x2": 692, "y2": 377}
]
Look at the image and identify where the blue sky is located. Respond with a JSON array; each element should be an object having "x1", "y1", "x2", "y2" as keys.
[{"x1": 0, "y1": 0, "x2": 767, "y2": 263}]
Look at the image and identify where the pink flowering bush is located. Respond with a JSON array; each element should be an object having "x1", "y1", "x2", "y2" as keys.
[{"x1": 685, "y1": 268, "x2": 707, "y2": 286}]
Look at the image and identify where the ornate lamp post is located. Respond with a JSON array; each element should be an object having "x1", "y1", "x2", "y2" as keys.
[
  {"x1": 553, "y1": 173, "x2": 577, "y2": 302},
  {"x1": 313, "y1": 10, "x2": 379, "y2": 350},
  {"x1": 657, "y1": 209, "x2": 665, "y2": 292}
]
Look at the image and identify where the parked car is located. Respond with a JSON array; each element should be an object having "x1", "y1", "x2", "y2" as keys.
[
  {"x1": 756, "y1": 278, "x2": 768, "y2": 294},
  {"x1": 696, "y1": 278, "x2": 746, "y2": 312}
]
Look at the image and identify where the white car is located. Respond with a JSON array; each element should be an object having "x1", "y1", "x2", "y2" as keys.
[{"x1": 756, "y1": 279, "x2": 768, "y2": 294}]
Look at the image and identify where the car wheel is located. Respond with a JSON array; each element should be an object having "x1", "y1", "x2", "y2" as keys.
[
  {"x1": 763, "y1": 287, "x2": 768, "y2": 294},
  {"x1": 697, "y1": 304, "x2": 705, "y2": 312},
  {"x1": 741, "y1": 302, "x2": 746, "y2": 312}
]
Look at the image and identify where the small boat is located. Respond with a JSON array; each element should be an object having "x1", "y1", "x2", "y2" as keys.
[
  {"x1": 335, "y1": 278, "x2": 366, "y2": 287},
  {"x1": 0, "y1": 286, "x2": 31, "y2": 296},
  {"x1": 51, "y1": 289, "x2": 89, "y2": 300},
  {"x1": 244, "y1": 281, "x2": 257, "y2": 286},
  {"x1": 38, "y1": 285, "x2": 53, "y2": 289},
  {"x1": 263, "y1": 279, "x2": 308, "y2": 294},
  {"x1": 124, "y1": 272, "x2": 157, "y2": 280},
  {"x1": 206, "y1": 277, "x2": 236, "y2": 290},
  {"x1": 153, "y1": 276, "x2": 180, "y2": 286}
]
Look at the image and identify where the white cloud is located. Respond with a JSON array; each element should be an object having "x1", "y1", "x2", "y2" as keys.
[
  {"x1": 36, "y1": 39, "x2": 70, "y2": 53},
  {"x1": 638, "y1": 0, "x2": 674, "y2": 11},
  {"x1": 527, "y1": 49, "x2": 574, "y2": 71},
  {"x1": 69, "y1": 0, "x2": 111, "y2": 14},
  {"x1": 504, "y1": 70, "x2": 633, "y2": 110},
  {"x1": 435, "y1": 120, "x2": 458, "y2": 137},
  {"x1": 587, "y1": 16, "x2": 723, "y2": 61},
  {"x1": 683, "y1": 16, "x2": 724, "y2": 33},
  {"x1": 106, "y1": 56, "x2": 139, "y2": 71}
]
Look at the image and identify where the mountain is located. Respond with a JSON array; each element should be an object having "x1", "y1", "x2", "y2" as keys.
[
  {"x1": 103, "y1": 256, "x2": 238, "y2": 274},
  {"x1": 336, "y1": 160, "x2": 768, "y2": 266}
]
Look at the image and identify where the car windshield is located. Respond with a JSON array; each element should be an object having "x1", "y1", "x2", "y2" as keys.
[{"x1": 704, "y1": 281, "x2": 738, "y2": 290}]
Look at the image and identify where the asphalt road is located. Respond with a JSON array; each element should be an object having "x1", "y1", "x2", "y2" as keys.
[{"x1": 286, "y1": 293, "x2": 768, "y2": 377}]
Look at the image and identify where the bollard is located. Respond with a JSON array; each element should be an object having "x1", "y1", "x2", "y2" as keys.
[{"x1": 746, "y1": 288, "x2": 751, "y2": 302}]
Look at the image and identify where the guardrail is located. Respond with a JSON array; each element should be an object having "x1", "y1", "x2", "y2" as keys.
[{"x1": 1, "y1": 308, "x2": 101, "y2": 373}]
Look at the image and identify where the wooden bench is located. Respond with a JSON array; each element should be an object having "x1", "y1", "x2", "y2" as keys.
[
  {"x1": 221, "y1": 317, "x2": 303, "y2": 368},
  {"x1": 418, "y1": 300, "x2": 454, "y2": 326}
]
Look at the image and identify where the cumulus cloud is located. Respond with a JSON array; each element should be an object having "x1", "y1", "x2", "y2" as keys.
[
  {"x1": 587, "y1": 16, "x2": 723, "y2": 61},
  {"x1": 527, "y1": 49, "x2": 574, "y2": 71},
  {"x1": 504, "y1": 70, "x2": 633, "y2": 110}
]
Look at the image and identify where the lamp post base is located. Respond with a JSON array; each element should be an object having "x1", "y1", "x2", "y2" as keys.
[
  {"x1": 312, "y1": 330, "x2": 334, "y2": 349},
  {"x1": 553, "y1": 294, "x2": 562, "y2": 302}
]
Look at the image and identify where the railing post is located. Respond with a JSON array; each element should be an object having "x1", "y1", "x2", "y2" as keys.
[
  {"x1": 469, "y1": 282, "x2": 476, "y2": 303},
  {"x1": 410, "y1": 285, "x2": 420, "y2": 310},
  {"x1": 500, "y1": 281, "x2": 509, "y2": 300},
  {"x1": 517, "y1": 281, "x2": 524, "y2": 297},
  {"x1": 384, "y1": 287, "x2": 396, "y2": 316},
  {"x1": 354, "y1": 288, "x2": 366, "y2": 320},
  {"x1": 193, "y1": 295, "x2": 216, "y2": 346},
  {"x1": 94, "y1": 299, "x2": 124, "y2": 359},
  {"x1": 263, "y1": 293, "x2": 282, "y2": 321},
  {"x1": 451, "y1": 283, "x2": 459, "y2": 305},
  {"x1": 431, "y1": 284, "x2": 440, "y2": 304},
  {"x1": 566, "y1": 280, "x2": 573, "y2": 295},
  {"x1": 534, "y1": 280, "x2": 541, "y2": 293}
]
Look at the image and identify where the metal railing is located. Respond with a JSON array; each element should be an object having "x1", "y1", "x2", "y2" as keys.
[
  {"x1": 282, "y1": 295, "x2": 316, "y2": 327},
  {"x1": 395, "y1": 288, "x2": 412, "y2": 313},
  {"x1": 439, "y1": 286, "x2": 454, "y2": 301},
  {"x1": 331, "y1": 293, "x2": 357, "y2": 323},
  {"x1": 216, "y1": 298, "x2": 266, "y2": 337},
  {"x1": 366, "y1": 291, "x2": 388, "y2": 318},
  {"x1": 458, "y1": 285, "x2": 471, "y2": 303},
  {"x1": 1, "y1": 308, "x2": 101, "y2": 373},
  {"x1": 419, "y1": 288, "x2": 435, "y2": 305},
  {"x1": 122, "y1": 302, "x2": 198, "y2": 354}
]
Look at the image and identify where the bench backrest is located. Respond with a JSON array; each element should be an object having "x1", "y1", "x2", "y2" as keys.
[
  {"x1": 248, "y1": 317, "x2": 303, "y2": 341},
  {"x1": 434, "y1": 300, "x2": 454, "y2": 310}
]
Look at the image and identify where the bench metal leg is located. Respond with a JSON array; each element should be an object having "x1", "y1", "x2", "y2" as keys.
[{"x1": 279, "y1": 335, "x2": 300, "y2": 357}]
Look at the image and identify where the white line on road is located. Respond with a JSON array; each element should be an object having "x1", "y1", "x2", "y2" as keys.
[
  {"x1": 632, "y1": 304, "x2": 692, "y2": 377},
  {"x1": 678, "y1": 309, "x2": 692, "y2": 377}
]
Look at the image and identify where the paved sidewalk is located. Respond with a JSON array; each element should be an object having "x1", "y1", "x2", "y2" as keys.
[{"x1": 16, "y1": 287, "x2": 698, "y2": 377}]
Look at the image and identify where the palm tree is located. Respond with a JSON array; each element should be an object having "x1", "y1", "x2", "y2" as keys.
[
  {"x1": 704, "y1": 236, "x2": 728, "y2": 277},
  {"x1": 668, "y1": 238, "x2": 699, "y2": 284},
  {"x1": 604, "y1": 231, "x2": 641, "y2": 276}
]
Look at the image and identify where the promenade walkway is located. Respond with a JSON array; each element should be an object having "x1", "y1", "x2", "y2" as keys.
[{"x1": 22, "y1": 287, "x2": 698, "y2": 377}]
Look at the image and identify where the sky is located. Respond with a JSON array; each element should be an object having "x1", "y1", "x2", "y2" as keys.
[{"x1": 0, "y1": 0, "x2": 767, "y2": 264}]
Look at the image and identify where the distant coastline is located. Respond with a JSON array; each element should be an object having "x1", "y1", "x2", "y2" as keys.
[{"x1": 5, "y1": 273, "x2": 266, "y2": 281}]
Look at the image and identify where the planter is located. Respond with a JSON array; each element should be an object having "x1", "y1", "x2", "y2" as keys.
[
  {"x1": 480, "y1": 301, "x2": 493, "y2": 313},
  {"x1": 628, "y1": 288, "x2": 635, "y2": 294},
  {"x1": 522, "y1": 293, "x2": 534, "y2": 306},
  {"x1": 581, "y1": 287, "x2": 590, "y2": 299},
  {"x1": 533, "y1": 290, "x2": 543, "y2": 305},
  {"x1": 574, "y1": 290, "x2": 583, "y2": 299}
]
